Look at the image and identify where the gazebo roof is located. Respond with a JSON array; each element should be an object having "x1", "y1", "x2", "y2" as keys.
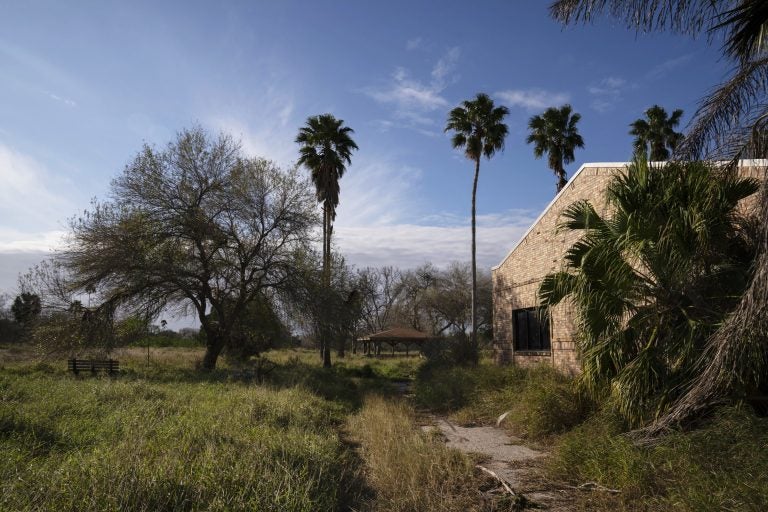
[{"x1": 359, "y1": 327, "x2": 433, "y2": 342}]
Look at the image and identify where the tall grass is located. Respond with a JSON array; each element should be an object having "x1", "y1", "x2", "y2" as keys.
[
  {"x1": 0, "y1": 365, "x2": 359, "y2": 511},
  {"x1": 347, "y1": 396, "x2": 482, "y2": 512},
  {"x1": 549, "y1": 406, "x2": 768, "y2": 511},
  {"x1": 415, "y1": 362, "x2": 590, "y2": 440}
]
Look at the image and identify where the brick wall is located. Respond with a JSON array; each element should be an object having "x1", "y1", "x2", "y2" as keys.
[{"x1": 491, "y1": 162, "x2": 767, "y2": 374}]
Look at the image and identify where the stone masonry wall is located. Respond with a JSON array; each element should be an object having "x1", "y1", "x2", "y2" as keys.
[{"x1": 491, "y1": 162, "x2": 767, "y2": 374}]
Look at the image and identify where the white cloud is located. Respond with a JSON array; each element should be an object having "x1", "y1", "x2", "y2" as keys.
[
  {"x1": 365, "y1": 67, "x2": 449, "y2": 111},
  {"x1": 210, "y1": 114, "x2": 296, "y2": 167},
  {"x1": 44, "y1": 91, "x2": 76, "y2": 107},
  {"x1": 335, "y1": 156, "x2": 423, "y2": 227},
  {"x1": 588, "y1": 76, "x2": 627, "y2": 113},
  {"x1": 406, "y1": 37, "x2": 423, "y2": 51},
  {"x1": 362, "y1": 47, "x2": 461, "y2": 133},
  {"x1": 0, "y1": 228, "x2": 65, "y2": 253},
  {"x1": 431, "y1": 47, "x2": 460, "y2": 83},
  {"x1": 645, "y1": 54, "x2": 694, "y2": 81},
  {"x1": 336, "y1": 209, "x2": 537, "y2": 270},
  {"x1": 0, "y1": 144, "x2": 75, "y2": 250},
  {"x1": 495, "y1": 88, "x2": 571, "y2": 111}
]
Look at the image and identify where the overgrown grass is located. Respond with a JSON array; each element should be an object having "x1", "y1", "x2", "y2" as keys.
[
  {"x1": 415, "y1": 361, "x2": 590, "y2": 440},
  {"x1": 347, "y1": 396, "x2": 484, "y2": 512},
  {"x1": 0, "y1": 364, "x2": 361, "y2": 511},
  {"x1": 549, "y1": 406, "x2": 768, "y2": 511}
]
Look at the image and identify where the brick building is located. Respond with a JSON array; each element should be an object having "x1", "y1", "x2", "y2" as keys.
[{"x1": 491, "y1": 161, "x2": 767, "y2": 374}]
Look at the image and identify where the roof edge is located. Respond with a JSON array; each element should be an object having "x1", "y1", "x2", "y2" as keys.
[
  {"x1": 491, "y1": 158, "x2": 768, "y2": 272},
  {"x1": 491, "y1": 162, "x2": 629, "y2": 271}
]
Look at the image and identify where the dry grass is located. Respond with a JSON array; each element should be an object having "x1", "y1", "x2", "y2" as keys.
[{"x1": 347, "y1": 396, "x2": 484, "y2": 512}]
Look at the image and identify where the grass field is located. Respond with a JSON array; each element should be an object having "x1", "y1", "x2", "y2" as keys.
[{"x1": 0, "y1": 346, "x2": 488, "y2": 511}]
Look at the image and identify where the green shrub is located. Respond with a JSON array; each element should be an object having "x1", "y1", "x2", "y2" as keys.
[
  {"x1": 416, "y1": 362, "x2": 590, "y2": 440},
  {"x1": 548, "y1": 406, "x2": 768, "y2": 510}
]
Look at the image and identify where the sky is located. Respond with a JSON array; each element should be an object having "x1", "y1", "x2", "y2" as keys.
[{"x1": 0, "y1": 0, "x2": 734, "y2": 304}]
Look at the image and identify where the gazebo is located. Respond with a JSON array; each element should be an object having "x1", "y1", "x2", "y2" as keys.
[{"x1": 355, "y1": 327, "x2": 434, "y2": 356}]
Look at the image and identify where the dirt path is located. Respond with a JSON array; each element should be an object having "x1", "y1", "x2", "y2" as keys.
[{"x1": 425, "y1": 417, "x2": 575, "y2": 511}]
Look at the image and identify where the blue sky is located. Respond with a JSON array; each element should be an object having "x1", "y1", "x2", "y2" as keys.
[{"x1": 0, "y1": 0, "x2": 731, "y2": 296}]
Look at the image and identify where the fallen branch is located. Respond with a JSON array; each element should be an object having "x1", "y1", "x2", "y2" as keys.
[
  {"x1": 476, "y1": 465, "x2": 516, "y2": 497},
  {"x1": 567, "y1": 481, "x2": 621, "y2": 494}
]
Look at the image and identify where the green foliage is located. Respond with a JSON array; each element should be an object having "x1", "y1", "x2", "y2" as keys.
[
  {"x1": 629, "y1": 105, "x2": 684, "y2": 161},
  {"x1": 539, "y1": 158, "x2": 759, "y2": 425},
  {"x1": 11, "y1": 293, "x2": 41, "y2": 329},
  {"x1": 63, "y1": 126, "x2": 317, "y2": 370},
  {"x1": 526, "y1": 104, "x2": 584, "y2": 193},
  {"x1": 415, "y1": 362, "x2": 590, "y2": 440},
  {"x1": 549, "y1": 406, "x2": 768, "y2": 510}
]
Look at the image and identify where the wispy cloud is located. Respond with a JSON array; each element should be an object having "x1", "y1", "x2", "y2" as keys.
[
  {"x1": 431, "y1": 47, "x2": 460, "y2": 84},
  {"x1": 44, "y1": 90, "x2": 77, "y2": 107},
  {"x1": 336, "y1": 208, "x2": 537, "y2": 270},
  {"x1": 495, "y1": 88, "x2": 571, "y2": 111},
  {"x1": 335, "y1": 155, "x2": 423, "y2": 227},
  {"x1": 362, "y1": 47, "x2": 461, "y2": 133},
  {"x1": 207, "y1": 88, "x2": 298, "y2": 166},
  {"x1": 0, "y1": 144, "x2": 74, "y2": 249},
  {"x1": 588, "y1": 76, "x2": 626, "y2": 113},
  {"x1": 365, "y1": 67, "x2": 449, "y2": 111},
  {"x1": 406, "y1": 37, "x2": 423, "y2": 51},
  {"x1": 645, "y1": 53, "x2": 694, "y2": 81}
]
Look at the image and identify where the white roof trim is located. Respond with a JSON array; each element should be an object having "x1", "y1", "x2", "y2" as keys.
[
  {"x1": 491, "y1": 158, "x2": 768, "y2": 272},
  {"x1": 491, "y1": 162, "x2": 628, "y2": 271}
]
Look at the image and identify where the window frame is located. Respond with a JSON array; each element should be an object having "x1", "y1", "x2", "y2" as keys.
[{"x1": 512, "y1": 307, "x2": 551, "y2": 352}]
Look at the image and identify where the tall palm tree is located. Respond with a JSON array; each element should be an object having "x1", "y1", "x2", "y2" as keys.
[
  {"x1": 445, "y1": 93, "x2": 509, "y2": 362},
  {"x1": 296, "y1": 114, "x2": 358, "y2": 368},
  {"x1": 539, "y1": 159, "x2": 758, "y2": 426},
  {"x1": 526, "y1": 104, "x2": 585, "y2": 194},
  {"x1": 549, "y1": 0, "x2": 768, "y2": 434},
  {"x1": 629, "y1": 105, "x2": 684, "y2": 161}
]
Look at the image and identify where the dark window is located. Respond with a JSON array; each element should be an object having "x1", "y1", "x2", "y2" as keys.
[{"x1": 513, "y1": 307, "x2": 551, "y2": 351}]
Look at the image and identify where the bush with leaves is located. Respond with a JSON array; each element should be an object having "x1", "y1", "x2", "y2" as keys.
[{"x1": 540, "y1": 158, "x2": 759, "y2": 425}]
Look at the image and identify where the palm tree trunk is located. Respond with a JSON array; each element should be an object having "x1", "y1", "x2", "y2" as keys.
[
  {"x1": 556, "y1": 164, "x2": 568, "y2": 193},
  {"x1": 470, "y1": 157, "x2": 480, "y2": 364},
  {"x1": 322, "y1": 203, "x2": 332, "y2": 368}
]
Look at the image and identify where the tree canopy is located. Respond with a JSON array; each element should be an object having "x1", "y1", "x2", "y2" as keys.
[
  {"x1": 629, "y1": 105, "x2": 684, "y2": 161},
  {"x1": 526, "y1": 104, "x2": 584, "y2": 193},
  {"x1": 62, "y1": 127, "x2": 317, "y2": 370}
]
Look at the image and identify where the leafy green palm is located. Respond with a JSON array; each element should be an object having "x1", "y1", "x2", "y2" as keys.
[
  {"x1": 526, "y1": 104, "x2": 584, "y2": 193},
  {"x1": 445, "y1": 93, "x2": 509, "y2": 362},
  {"x1": 539, "y1": 159, "x2": 758, "y2": 425},
  {"x1": 629, "y1": 105, "x2": 684, "y2": 161},
  {"x1": 549, "y1": 0, "x2": 768, "y2": 437},
  {"x1": 296, "y1": 114, "x2": 358, "y2": 367}
]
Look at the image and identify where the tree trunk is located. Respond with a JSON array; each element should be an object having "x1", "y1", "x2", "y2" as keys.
[
  {"x1": 470, "y1": 157, "x2": 480, "y2": 364},
  {"x1": 322, "y1": 203, "x2": 332, "y2": 368},
  {"x1": 201, "y1": 333, "x2": 225, "y2": 371},
  {"x1": 555, "y1": 164, "x2": 568, "y2": 193},
  {"x1": 320, "y1": 203, "x2": 327, "y2": 362}
]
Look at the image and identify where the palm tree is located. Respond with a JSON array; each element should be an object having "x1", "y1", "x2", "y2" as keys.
[
  {"x1": 629, "y1": 105, "x2": 684, "y2": 161},
  {"x1": 296, "y1": 114, "x2": 358, "y2": 367},
  {"x1": 549, "y1": 0, "x2": 768, "y2": 436},
  {"x1": 526, "y1": 104, "x2": 584, "y2": 193},
  {"x1": 539, "y1": 158, "x2": 758, "y2": 426},
  {"x1": 445, "y1": 93, "x2": 509, "y2": 363}
]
